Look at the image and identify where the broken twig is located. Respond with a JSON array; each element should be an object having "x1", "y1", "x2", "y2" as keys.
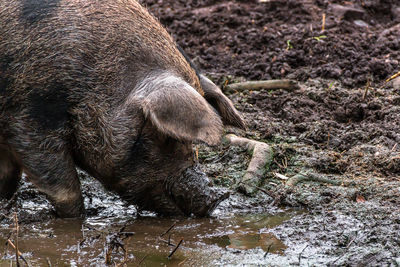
[
  {"x1": 385, "y1": 70, "x2": 400, "y2": 83},
  {"x1": 160, "y1": 222, "x2": 176, "y2": 237},
  {"x1": 168, "y1": 239, "x2": 184, "y2": 260}
]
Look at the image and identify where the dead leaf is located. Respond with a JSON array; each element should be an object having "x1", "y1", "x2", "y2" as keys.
[{"x1": 356, "y1": 195, "x2": 366, "y2": 203}]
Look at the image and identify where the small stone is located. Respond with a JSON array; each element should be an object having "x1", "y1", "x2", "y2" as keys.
[
  {"x1": 392, "y1": 7, "x2": 400, "y2": 20},
  {"x1": 392, "y1": 76, "x2": 400, "y2": 90},
  {"x1": 354, "y1": 20, "x2": 369, "y2": 28}
]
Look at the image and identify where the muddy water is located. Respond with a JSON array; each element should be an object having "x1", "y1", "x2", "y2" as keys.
[{"x1": 0, "y1": 210, "x2": 300, "y2": 266}]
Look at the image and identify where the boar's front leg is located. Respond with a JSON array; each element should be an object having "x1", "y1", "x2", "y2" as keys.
[
  {"x1": 0, "y1": 145, "x2": 22, "y2": 199},
  {"x1": 9, "y1": 135, "x2": 84, "y2": 218}
]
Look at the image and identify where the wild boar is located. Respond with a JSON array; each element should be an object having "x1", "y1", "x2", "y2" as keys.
[{"x1": 0, "y1": 0, "x2": 244, "y2": 217}]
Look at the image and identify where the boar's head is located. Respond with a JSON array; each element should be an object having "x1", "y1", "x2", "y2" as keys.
[{"x1": 112, "y1": 71, "x2": 244, "y2": 217}]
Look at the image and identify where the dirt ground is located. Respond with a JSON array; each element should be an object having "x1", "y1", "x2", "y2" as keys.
[
  {"x1": 1, "y1": 0, "x2": 400, "y2": 266},
  {"x1": 145, "y1": 0, "x2": 400, "y2": 265}
]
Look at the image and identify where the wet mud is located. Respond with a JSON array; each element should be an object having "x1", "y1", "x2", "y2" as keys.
[
  {"x1": 0, "y1": 174, "x2": 299, "y2": 266},
  {"x1": 2, "y1": 0, "x2": 400, "y2": 266}
]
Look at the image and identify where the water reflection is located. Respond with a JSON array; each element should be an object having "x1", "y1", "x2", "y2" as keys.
[{"x1": 0, "y1": 211, "x2": 301, "y2": 266}]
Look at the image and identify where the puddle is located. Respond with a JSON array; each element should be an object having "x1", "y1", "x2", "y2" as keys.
[{"x1": 0, "y1": 211, "x2": 300, "y2": 266}]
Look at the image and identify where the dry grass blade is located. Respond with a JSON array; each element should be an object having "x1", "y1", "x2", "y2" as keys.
[
  {"x1": 6, "y1": 240, "x2": 31, "y2": 267},
  {"x1": 385, "y1": 71, "x2": 400, "y2": 83}
]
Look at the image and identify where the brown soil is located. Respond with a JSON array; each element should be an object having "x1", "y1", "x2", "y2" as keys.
[
  {"x1": 141, "y1": 0, "x2": 400, "y2": 184},
  {"x1": 143, "y1": 0, "x2": 400, "y2": 87},
  {"x1": 141, "y1": 0, "x2": 400, "y2": 265}
]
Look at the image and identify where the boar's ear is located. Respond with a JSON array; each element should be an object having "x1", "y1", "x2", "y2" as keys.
[
  {"x1": 199, "y1": 75, "x2": 246, "y2": 130},
  {"x1": 140, "y1": 74, "x2": 223, "y2": 145}
]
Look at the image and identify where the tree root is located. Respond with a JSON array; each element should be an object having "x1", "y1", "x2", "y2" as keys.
[
  {"x1": 222, "y1": 134, "x2": 352, "y2": 196},
  {"x1": 286, "y1": 172, "x2": 344, "y2": 187},
  {"x1": 225, "y1": 79, "x2": 299, "y2": 93},
  {"x1": 223, "y1": 134, "x2": 273, "y2": 196}
]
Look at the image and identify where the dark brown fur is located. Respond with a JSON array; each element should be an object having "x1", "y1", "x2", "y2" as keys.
[{"x1": 0, "y1": 0, "x2": 243, "y2": 217}]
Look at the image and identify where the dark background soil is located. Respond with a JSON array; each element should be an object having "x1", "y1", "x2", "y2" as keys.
[{"x1": 142, "y1": 0, "x2": 399, "y2": 87}]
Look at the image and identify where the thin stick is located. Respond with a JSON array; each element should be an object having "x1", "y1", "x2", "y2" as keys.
[
  {"x1": 168, "y1": 239, "x2": 183, "y2": 260},
  {"x1": 322, "y1": 13, "x2": 326, "y2": 31},
  {"x1": 137, "y1": 254, "x2": 148, "y2": 266},
  {"x1": 385, "y1": 71, "x2": 400, "y2": 83},
  {"x1": 225, "y1": 80, "x2": 299, "y2": 93},
  {"x1": 178, "y1": 258, "x2": 188, "y2": 266},
  {"x1": 6, "y1": 240, "x2": 31, "y2": 267},
  {"x1": 264, "y1": 244, "x2": 273, "y2": 258},
  {"x1": 14, "y1": 213, "x2": 20, "y2": 267},
  {"x1": 298, "y1": 245, "x2": 309, "y2": 266},
  {"x1": 159, "y1": 238, "x2": 176, "y2": 247},
  {"x1": 363, "y1": 78, "x2": 371, "y2": 100},
  {"x1": 160, "y1": 222, "x2": 176, "y2": 237},
  {"x1": 115, "y1": 244, "x2": 130, "y2": 267}
]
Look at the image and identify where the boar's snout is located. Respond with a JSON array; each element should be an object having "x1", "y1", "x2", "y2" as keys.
[
  {"x1": 166, "y1": 166, "x2": 230, "y2": 217},
  {"x1": 194, "y1": 186, "x2": 230, "y2": 217}
]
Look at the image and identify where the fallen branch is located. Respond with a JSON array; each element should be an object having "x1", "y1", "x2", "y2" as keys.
[
  {"x1": 286, "y1": 172, "x2": 342, "y2": 187},
  {"x1": 225, "y1": 79, "x2": 299, "y2": 93},
  {"x1": 223, "y1": 134, "x2": 273, "y2": 196}
]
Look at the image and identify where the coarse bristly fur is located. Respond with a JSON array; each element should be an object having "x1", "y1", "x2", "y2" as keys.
[{"x1": 0, "y1": 0, "x2": 242, "y2": 217}]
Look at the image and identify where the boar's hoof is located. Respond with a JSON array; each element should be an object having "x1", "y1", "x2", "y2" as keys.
[{"x1": 53, "y1": 196, "x2": 85, "y2": 218}]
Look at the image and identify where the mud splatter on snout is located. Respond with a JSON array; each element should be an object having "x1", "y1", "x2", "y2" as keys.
[{"x1": 166, "y1": 166, "x2": 230, "y2": 217}]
